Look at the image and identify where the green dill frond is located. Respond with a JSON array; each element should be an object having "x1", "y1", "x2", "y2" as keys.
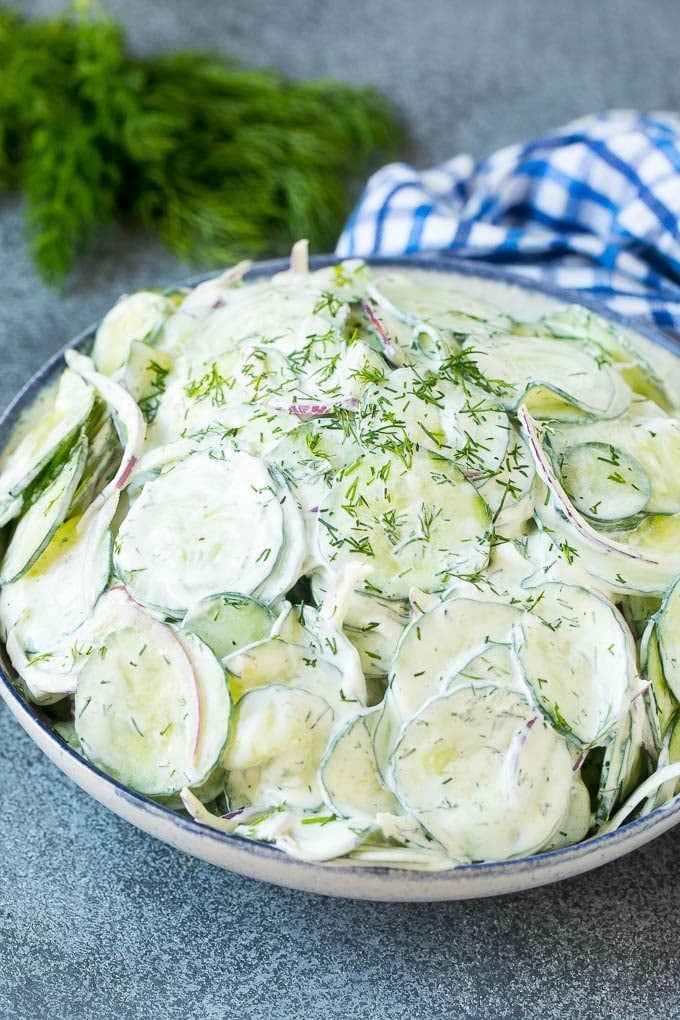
[{"x1": 0, "y1": 3, "x2": 403, "y2": 284}]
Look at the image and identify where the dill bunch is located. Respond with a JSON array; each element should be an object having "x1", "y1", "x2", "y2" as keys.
[{"x1": 0, "y1": 4, "x2": 402, "y2": 283}]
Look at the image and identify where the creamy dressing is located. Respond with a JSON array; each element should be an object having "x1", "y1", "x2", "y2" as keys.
[{"x1": 1, "y1": 254, "x2": 680, "y2": 864}]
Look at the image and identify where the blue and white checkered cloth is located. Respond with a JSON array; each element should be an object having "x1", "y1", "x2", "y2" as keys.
[{"x1": 336, "y1": 111, "x2": 680, "y2": 335}]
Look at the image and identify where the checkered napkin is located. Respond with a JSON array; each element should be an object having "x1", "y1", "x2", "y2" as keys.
[{"x1": 336, "y1": 111, "x2": 680, "y2": 335}]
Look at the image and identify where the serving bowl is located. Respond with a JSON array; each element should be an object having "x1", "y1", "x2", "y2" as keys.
[{"x1": 2, "y1": 254, "x2": 680, "y2": 902}]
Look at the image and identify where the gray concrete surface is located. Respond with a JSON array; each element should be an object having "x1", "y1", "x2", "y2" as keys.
[{"x1": 3, "y1": 2, "x2": 680, "y2": 1017}]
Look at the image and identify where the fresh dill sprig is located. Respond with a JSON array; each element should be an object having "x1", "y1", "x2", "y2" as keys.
[{"x1": 0, "y1": 3, "x2": 403, "y2": 284}]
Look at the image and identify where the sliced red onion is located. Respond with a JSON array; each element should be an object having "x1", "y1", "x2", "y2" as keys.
[
  {"x1": 364, "y1": 300, "x2": 405, "y2": 365},
  {"x1": 506, "y1": 715, "x2": 539, "y2": 777},
  {"x1": 282, "y1": 396, "x2": 360, "y2": 419}
]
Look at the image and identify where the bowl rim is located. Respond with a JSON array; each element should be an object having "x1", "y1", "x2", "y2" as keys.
[{"x1": 2, "y1": 252, "x2": 680, "y2": 902}]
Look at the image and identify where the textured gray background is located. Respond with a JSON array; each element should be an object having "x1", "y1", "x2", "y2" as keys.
[{"x1": 3, "y1": 2, "x2": 680, "y2": 1018}]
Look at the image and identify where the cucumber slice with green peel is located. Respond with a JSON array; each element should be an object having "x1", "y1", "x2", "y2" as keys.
[
  {"x1": 122, "y1": 340, "x2": 173, "y2": 425},
  {"x1": 183, "y1": 593, "x2": 274, "y2": 659},
  {"x1": 114, "y1": 449, "x2": 291, "y2": 615},
  {"x1": 463, "y1": 335, "x2": 631, "y2": 419},
  {"x1": 368, "y1": 273, "x2": 512, "y2": 334},
  {"x1": 655, "y1": 576, "x2": 680, "y2": 702},
  {"x1": 594, "y1": 706, "x2": 649, "y2": 826},
  {"x1": 514, "y1": 582, "x2": 635, "y2": 748},
  {"x1": 223, "y1": 637, "x2": 350, "y2": 712},
  {"x1": 542, "y1": 417, "x2": 680, "y2": 516},
  {"x1": 617, "y1": 419, "x2": 680, "y2": 514},
  {"x1": 0, "y1": 368, "x2": 94, "y2": 519},
  {"x1": 357, "y1": 368, "x2": 510, "y2": 476},
  {"x1": 558, "y1": 442, "x2": 651, "y2": 523},
  {"x1": 542, "y1": 774, "x2": 591, "y2": 851},
  {"x1": 267, "y1": 421, "x2": 359, "y2": 521},
  {"x1": 253, "y1": 465, "x2": 308, "y2": 604},
  {"x1": 450, "y1": 642, "x2": 526, "y2": 692},
  {"x1": 68, "y1": 417, "x2": 121, "y2": 520},
  {"x1": 636, "y1": 712, "x2": 680, "y2": 816},
  {"x1": 478, "y1": 425, "x2": 536, "y2": 534},
  {"x1": 344, "y1": 609, "x2": 408, "y2": 682},
  {"x1": 389, "y1": 596, "x2": 522, "y2": 720},
  {"x1": 65, "y1": 351, "x2": 146, "y2": 514},
  {"x1": 524, "y1": 303, "x2": 673, "y2": 410},
  {"x1": 0, "y1": 513, "x2": 111, "y2": 663},
  {"x1": 75, "y1": 622, "x2": 230, "y2": 797},
  {"x1": 319, "y1": 708, "x2": 400, "y2": 821},
  {"x1": 640, "y1": 620, "x2": 677, "y2": 739},
  {"x1": 317, "y1": 448, "x2": 491, "y2": 600},
  {"x1": 520, "y1": 406, "x2": 680, "y2": 595},
  {"x1": 0, "y1": 437, "x2": 88, "y2": 584},
  {"x1": 223, "y1": 683, "x2": 335, "y2": 810},
  {"x1": 390, "y1": 684, "x2": 575, "y2": 862},
  {"x1": 310, "y1": 571, "x2": 410, "y2": 681},
  {"x1": 91, "y1": 290, "x2": 174, "y2": 376}
]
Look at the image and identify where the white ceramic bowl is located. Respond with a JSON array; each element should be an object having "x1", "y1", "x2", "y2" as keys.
[{"x1": 2, "y1": 255, "x2": 680, "y2": 902}]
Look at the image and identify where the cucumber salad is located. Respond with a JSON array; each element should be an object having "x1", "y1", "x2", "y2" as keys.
[{"x1": 3, "y1": 243, "x2": 680, "y2": 870}]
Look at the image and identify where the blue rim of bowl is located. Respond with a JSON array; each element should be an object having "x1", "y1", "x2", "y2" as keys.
[{"x1": 2, "y1": 252, "x2": 680, "y2": 899}]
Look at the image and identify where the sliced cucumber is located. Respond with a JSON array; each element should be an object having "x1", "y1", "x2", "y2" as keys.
[
  {"x1": 91, "y1": 290, "x2": 173, "y2": 376},
  {"x1": 451, "y1": 642, "x2": 526, "y2": 692},
  {"x1": 542, "y1": 774, "x2": 591, "y2": 851},
  {"x1": 655, "y1": 576, "x2": 680, "y2": 702},
  {"x1": 114, "y1": 449, "x2": 289, "y2": 615},
  {"x1": 0, "y1": 368, "x2": 94, "y2": 521},
  {"x1": 122, "y1": 340, "x2": 173, "y2": 424},
  {"x1": 389, "y1": 596, "x2": 521, "y2": 720},
  {"x1": 68, "y1": 417, "x2": 121, "y2": 519},
  {"x1": 253, "y1": 465, "x2": 308, "y2": 603},
  {"x1": 514, "y1": 583, "x2": 634, "y2": 747},
  {"x1": 357, "y1": 367, "x2": 509, "y2": 475},
  {"x1": 545, "y1": 416, "x2": 680, "y2": 516},
  {"x1": 223, "y1": 683, "x2": 334, "y2": 810},
  {"x1": 0, "y1": 513, "x2": 111, "y2": 662},
  {"x1": 525, "y1": 303, "x2": 673, "y2": 409},
  {"x1": 640, "y1": 619, "x2": 677, "y2": 740},
  {"x1": 391, "y1": 684, "x2": 574, "y2": 862},
  {"x1": 594, "y1": 707, "x2": 648, "y2": 826},
  {"x1": 65, "y1": 351, "x2": 146, "y2": 509},
  {"x1": 222, "y1": 636, "x2": 350, "y2": 713},
  {"x1": 317, "y1": 447, "x2": 491, "y2": 600},
  {"x1": 558, "y1": 442, "x2": 651, "y2": 523},
  {"x1": 478, "y1": 425, "x2": 536, "y2": 535},
  {"x1": 267, "y1": 420, "x2": 361, "y2": 522},
  {"x1": 75, "y1": 622, "x2": 229, "y2": 797},
  {"x1": 0, "y1": 437, "x2": 88, "y2": 584},
  {"x1": 520, "y1": 406, "x2": 680, "y2": 594},
  {"x1": 311, "y1": 571, "x2": 410, "y2": 681},
  {"x1": 463, "y1": 335, "x2": 631, "y2": 419},
  {"x1": 319, "y1": 708, "x2": 400, "y2": 821},
  {"x1": 368, "y1": 273, "x2": 512, "y2": 334},
  {"x1": 183, "y1": 593, "x2": 274, "y2": 659}
]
